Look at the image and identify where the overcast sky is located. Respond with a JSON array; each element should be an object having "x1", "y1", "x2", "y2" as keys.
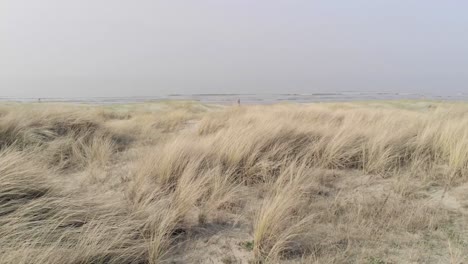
[{"x1": 1, "y1": 1, "x2": 468, "y2": 98}]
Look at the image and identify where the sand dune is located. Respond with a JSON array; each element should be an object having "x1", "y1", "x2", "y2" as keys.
[{"x1": 0, "y1": 101, "x2": 467, "y2": 263}]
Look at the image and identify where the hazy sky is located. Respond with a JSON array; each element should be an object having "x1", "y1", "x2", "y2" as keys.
[{"x1": 2, "y1": 1, "x2": 468, "y2": 97}]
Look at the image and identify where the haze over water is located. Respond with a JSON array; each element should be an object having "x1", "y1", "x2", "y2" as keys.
[{"x1": 2, "y1": 1, "x2": 468, "y2": 98}]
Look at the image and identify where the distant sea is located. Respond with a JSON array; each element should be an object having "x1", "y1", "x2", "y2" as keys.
[{"x1": 1, "y1": 92, "x2": 467, "y2": 105}]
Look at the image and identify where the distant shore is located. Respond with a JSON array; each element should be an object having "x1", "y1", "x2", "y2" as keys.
[{"x1": 1, "y1": 92, "x2": 468, "y2": 105}]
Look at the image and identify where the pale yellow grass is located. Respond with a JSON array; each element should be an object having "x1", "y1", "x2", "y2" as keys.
[{"x1": 0, "y1": 101, "x2": 467, "y2": 263}]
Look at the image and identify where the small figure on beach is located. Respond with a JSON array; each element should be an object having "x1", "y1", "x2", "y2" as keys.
[{"x1": 237, "y1": 98, "x2": 240, "y2": 106}]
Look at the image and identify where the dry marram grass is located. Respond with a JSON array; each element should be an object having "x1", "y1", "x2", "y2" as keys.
[{"x1": 0, "y1": 101, "x2": 467, "y2": 263}]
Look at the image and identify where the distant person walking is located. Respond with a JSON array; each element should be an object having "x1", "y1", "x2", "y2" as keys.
[{"x1": 237, "y1": 98, "x2": 240, "y2": 106}]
